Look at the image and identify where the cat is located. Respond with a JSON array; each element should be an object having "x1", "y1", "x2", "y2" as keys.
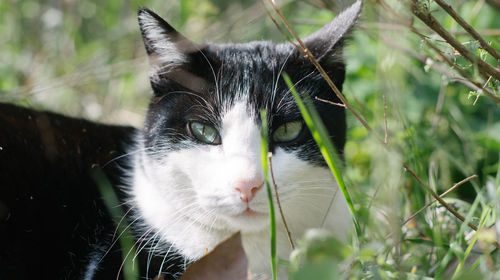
[{"x1": 131, "y1": 1, "x2": 361, "y2": 278}]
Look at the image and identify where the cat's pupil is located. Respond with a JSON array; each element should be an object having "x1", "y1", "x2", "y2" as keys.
[{"x1": 272, "y1": 120, "x2": 303, "y2": 143}]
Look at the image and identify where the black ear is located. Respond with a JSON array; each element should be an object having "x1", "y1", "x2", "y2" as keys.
[
  {"x1": 138, "y1": 8, "x2": 212, "y2": 93},
  {"x1": 302, "y1": 1, "x2": 362, "y2": 61},
  {"x1": 137, "y1": 8, "x2": 199, "y2": 67}
]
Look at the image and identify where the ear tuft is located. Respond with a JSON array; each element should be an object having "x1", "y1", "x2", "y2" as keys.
[
  {"x1": 137, "y1": 8, "x2": 192, "y2": 67},
  {"x1": 303, "y1": 1, "x2": 362, "y2": 60}
]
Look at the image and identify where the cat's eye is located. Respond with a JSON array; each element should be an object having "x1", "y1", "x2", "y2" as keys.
[
  {"x1": 188, "y1": 122, "x2": 221, "y2": 145},
  {"x1": 272, "y1": 121, "x2": 303, "y2": 143}
]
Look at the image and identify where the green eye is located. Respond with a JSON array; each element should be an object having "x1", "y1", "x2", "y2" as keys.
[
  {"x1": 272, "y1": 121, "x2": 303, "y2": 143},
  {"x1": 189, "y1": 122, "x2": 221, "y2": 145}
]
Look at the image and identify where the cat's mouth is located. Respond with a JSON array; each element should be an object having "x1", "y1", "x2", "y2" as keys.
[
  {"x1": 214, "y1": 206, "x2": 269, "y2": 231},
  {"x1": 240, "y1": 207, "x2": 266, "y2": 217}
]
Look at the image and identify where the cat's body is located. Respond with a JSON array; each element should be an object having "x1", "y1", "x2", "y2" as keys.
[{"x1": 131, "y1": 1, "x2": 360, "y2": 278}]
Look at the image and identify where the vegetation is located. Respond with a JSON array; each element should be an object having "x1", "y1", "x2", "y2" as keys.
[{"x1": 2, "y1": 0, "x2": 500, "y2": 279}]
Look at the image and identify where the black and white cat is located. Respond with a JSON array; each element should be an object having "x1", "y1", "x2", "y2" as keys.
[{"x1": 132, "y1": 1, "x2": 360, "y2": 278}]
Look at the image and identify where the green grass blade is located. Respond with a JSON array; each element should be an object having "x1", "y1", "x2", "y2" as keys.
[
  {"x1": 91, "y1": 169, "x2": 139, "y2": 280},
  {"x1": 435, "y1": 194, "x2": 481, "y2": 278},
  {"x1": 452, "y1": 205, "x2": 492, "y2": 279},
  {"x1": 283, "y1": 73, "x2": 360, "y2": 237},
  {"x1": 260, "y1": 110, "x2": 277, "y2": 280}
]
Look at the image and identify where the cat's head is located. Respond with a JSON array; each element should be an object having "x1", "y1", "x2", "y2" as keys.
[{"x1": 134, "y1": 3, "x2": 360, "y2": 236}]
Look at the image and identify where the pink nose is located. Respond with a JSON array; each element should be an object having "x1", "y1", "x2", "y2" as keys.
[{"x1": 234, "y1": 178, "x2": 264, "y2": 203}]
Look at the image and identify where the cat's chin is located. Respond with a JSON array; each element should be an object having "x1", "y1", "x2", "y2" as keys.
[{"x1": 219, "y1": 209, "x2": 269, "y2": 232}]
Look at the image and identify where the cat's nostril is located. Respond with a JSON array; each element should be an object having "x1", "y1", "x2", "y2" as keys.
[
  {"x1": 234, "y1": 181, "x2": 263, "y2": 203},
  {"x1": 250, "y1": 185, "x2": 260, "y2": 196}
]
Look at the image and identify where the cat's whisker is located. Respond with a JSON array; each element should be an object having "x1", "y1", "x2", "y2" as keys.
[
  {"x1": 111, "y1": 206, "x2": 135, "y2": 240},
  {"x1": 277, "y1": 182, "x2": 335, "y2": 187},
  {"x1": 276, "y1": 187, "x2": 334, "y2": 196},
  {"x1": 286, "y1": 185, "x2": 338, "y2": 190},
  {"x1": 217, "y1": 60, "x2": 225, "y2": 109},
  {"x1": 114, "y1": 216, "x2": 148, "y2": 280},
  {"x1": 102, "y1": 146, "x2": 154, "y2": 167},
  {"x1": 206, "y1": 214, "x2": 219, "y2": 236},
  {"x1": 154, "y1": 209, "x2": 217, "y2": 276},
  {"x1": 99, "y1": 216, "x2": 142, "y2": 265},
  {"x1": 146, "y1": 232, "x2": 162, "y2": 277},
  {"x1": 276, "y1": 70, "x2": 315, "y2": 112},
  {"x1": 151, "y1": 202, "x2": 200, "y2": 222},
  {"x1": 132, "y1": 228, "x2": 158, "y2": 272},
  {"x1": 271, "y1": 49, "x2": 293, "y2": 108},
  {"x1": 197, "y1": 48, "x2": 220, "y2": 97},
  {"x1": 161, "y1": 90, "x2": 217, "y2": 118}
]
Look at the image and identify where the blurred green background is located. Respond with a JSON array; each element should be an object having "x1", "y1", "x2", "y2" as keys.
[{"x1": 2, "y1": 0, "x2": 500, "y2": 278}]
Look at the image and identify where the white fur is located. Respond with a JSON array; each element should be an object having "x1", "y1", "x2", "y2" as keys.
[{"x1": 131, "y1": 101, "x2": 351, "y2": 278}]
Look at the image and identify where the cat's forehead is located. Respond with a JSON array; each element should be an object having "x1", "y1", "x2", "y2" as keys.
[
  {"x1": 206, "y1": 42, "x2": 295, "y2": 71},
  {"x1": 180, "y1": 42, "x2": 300, "y2": 117}
]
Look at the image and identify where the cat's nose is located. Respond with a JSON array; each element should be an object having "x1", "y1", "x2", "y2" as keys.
[{"x1": 234, "y1": 178, "x2": 264, "y2": 203}]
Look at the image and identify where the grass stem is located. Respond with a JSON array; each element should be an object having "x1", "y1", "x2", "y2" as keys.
[{"x1": 260, "y1": 110, "x2": 278, "y2": 280}]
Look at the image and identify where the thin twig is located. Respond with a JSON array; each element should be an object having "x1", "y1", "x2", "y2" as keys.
[
  {"x1": 402, "y1": 174, "x2": 478, "y2": 225},
  {"x1": 378, "y1": 32, "x2": 500, "y2": 104},
  {"x1": 314, "y1": 96, "x2": 346, "y2": 107},
  {"x1": 268, "y1": 152, "x2": 295, "y2": 250},
  {"x1": 433, "y1": 0, "x2": 500, "y2": 60},
  {"x1": 474, "y1": 75, "x2": 493, "y2": 105},
  {"x1": 402, "y1": 164, "x2": 500, "y2": 250},
  {"x1": 376, "y1": 0, "x2": 500, "y2": 104},
  {"x1": 410, "y1": 0, "x2": 500, "y2": 82},
  {"x1": 402, "y1": 163, "x2": 469, "y2": 227}
]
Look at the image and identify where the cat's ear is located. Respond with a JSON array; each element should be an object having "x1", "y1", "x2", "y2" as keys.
[
  {"x1": 137, "y1": 8, "x2": 198, "y2": 67},
  {"x1": 302, "y1": 1, "x2": 362, "y2": 61}
]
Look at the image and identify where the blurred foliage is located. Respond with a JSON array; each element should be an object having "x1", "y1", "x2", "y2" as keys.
[{"x1": 2, "y1": 0, "x2": 500, "y2": 279}]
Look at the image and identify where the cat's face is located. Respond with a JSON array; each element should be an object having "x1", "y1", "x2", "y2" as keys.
[{"x1": 134, "y1": 5, "x2": 359, "y2": 238}]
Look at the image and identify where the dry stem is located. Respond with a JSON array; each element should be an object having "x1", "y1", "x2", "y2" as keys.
[
  {"x1": 402, "y1": 174, "x2": 478, "y2": 225},
  {"x1": 314, "y1": 96, "x2": 346, "y2": 107},
  {"x1": 268, "y1": 152, "x2": 295, "y2": 250},
  {"x1": 378, "y1": 33, "x2": 499, "y2": 104},
  {"x1": 433, "y1": 0, "x2": 500, "y2": 60},
  {"x1": 377, "y1": 0, "x2": 500, "y2": 104},
  {"x1": 410, "y1": 0, "x2": 500, "y2": 82}
]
